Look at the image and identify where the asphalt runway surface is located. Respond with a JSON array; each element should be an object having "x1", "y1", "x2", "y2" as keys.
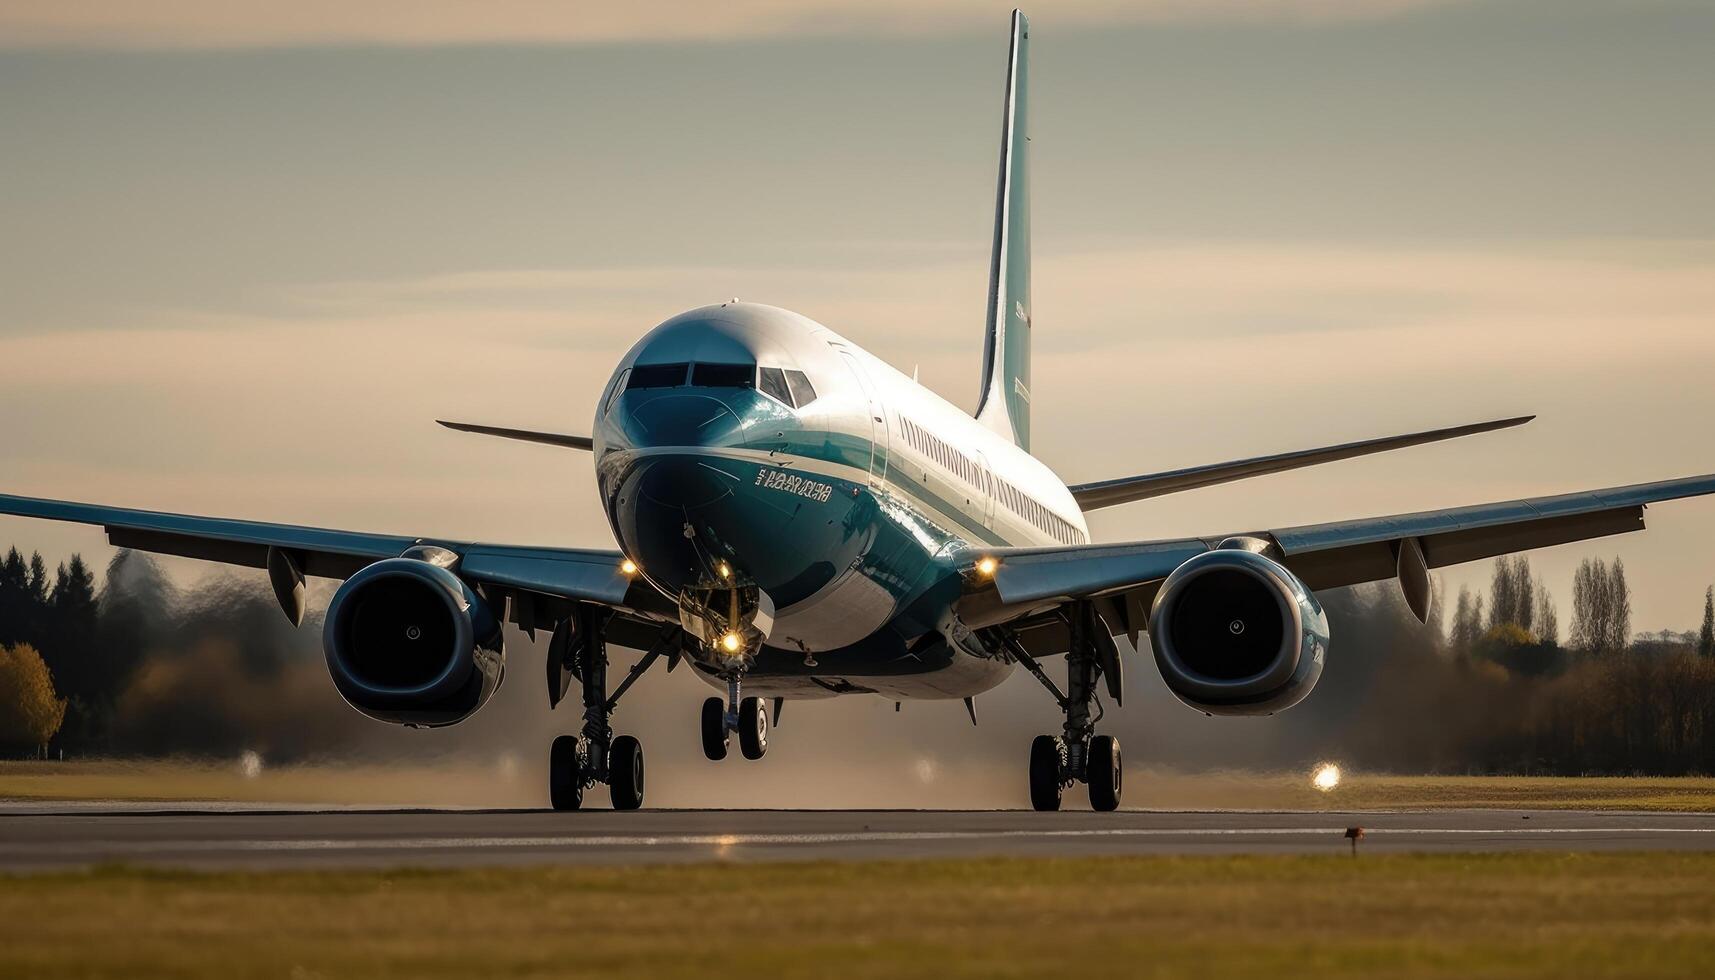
[{"x1": 6, "y1": 805, "x2": 1715, "y2": 871}]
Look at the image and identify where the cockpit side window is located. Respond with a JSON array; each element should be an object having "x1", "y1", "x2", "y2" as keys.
[
  {"x1": 757, "y1": 367, "x2": 792, "y2": 406},
  {"x1": 627, "y1": 363, "x2": 688, "y2": 389},
  {"x1": 603, "y1": 369, "x2": 630, "y2": 415},
  {"x1": 690, "y1": 362, "x2": 756, "y2": 388},
  {"x1": 785, "y1": 369, "x2": 817, "y2": 408}
]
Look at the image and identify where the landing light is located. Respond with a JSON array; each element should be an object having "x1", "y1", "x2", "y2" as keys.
[
  {"x1": 620, "y1": 558, "x2": 639, "y2": 576},
  {"x1": 975, "y1": 556, "x2": 999, "y2": 577},
  {"x1": 718, "y1": 561, "x2": 732, "y2": 580},
  {"x1": 1312, "y1": 763, "x2": 1342, "y2": 793},
  {"x1": 721, "y1": 631, "x2": 743, "y2": 654}
]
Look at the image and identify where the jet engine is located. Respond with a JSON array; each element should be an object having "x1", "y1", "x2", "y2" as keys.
[
  {"x1": 322, "y1": 553, "x2": 505, "y2": 727},
  {"x1": 1147, "y1": 540, "x2": 1329, "y2": 716}
]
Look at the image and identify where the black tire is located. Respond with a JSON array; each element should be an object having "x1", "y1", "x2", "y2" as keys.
[
  {"x1": 701, "y1": 696, "x2": 729, "y2": 761},
  {"x1": 609, "y1": 735, "x2": 645, "y2": 811},
  {"x1": 1088, "y1": 734, "x2": 1122, "y2": 812},
  {"x1": 738, "y1": 696, "x2": 768, "y2": 760},
  {"x1": 549, "y1": 734, "x2": 583, "y2": 811},
  {"x1": 1028, "y1": 734, "x2": 1063, "y2": 812}
]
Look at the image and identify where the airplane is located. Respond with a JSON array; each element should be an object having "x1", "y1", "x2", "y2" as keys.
[{"x1": 4, "y1": 9, "x2": 1715, "y2": 812}]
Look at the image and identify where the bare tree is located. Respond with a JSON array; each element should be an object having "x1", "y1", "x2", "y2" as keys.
[
  {"x1": 1610, "y1": 558, "x2": 1632, "y2": 653},
  {"x1": 1572, "y1": 557, "x2": 1615, "y2": 653},
  {"x1": 1450, "y1": 585, "x2": 1478, "y2": 656},
  {"x1": 1699, "y1": 586, "x2": 1714, "y2": 659},
  {"x1": 1535, "y1": 584, "x2": 1559, "y2": 646}
]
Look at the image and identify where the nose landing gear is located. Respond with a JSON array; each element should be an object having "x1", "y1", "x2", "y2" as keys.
[
  {"x1": 546, "y1": 607, "x2": 678, "y2": 811},
  {"x1": 702, "y1": 675, "x2": 769, "y2": 761}
]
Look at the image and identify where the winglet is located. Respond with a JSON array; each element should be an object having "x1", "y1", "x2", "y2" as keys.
[{"x1": 437, "y1": 420, "x2": 594, "y2": 451}]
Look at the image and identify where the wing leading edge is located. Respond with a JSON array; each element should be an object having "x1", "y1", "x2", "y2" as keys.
[
  {"x1": 1068, "y1": 415, "x2": 1534, "y2": 511},
  {"x1": 977, "y1": 471, "x2": 1715, "y2": 640},
  {"x1": 0, "y1": 491, "x2": 631, "y2": 608}
]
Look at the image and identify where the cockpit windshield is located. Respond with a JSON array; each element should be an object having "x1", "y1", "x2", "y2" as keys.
[
  {"x1": 690, "y1": 363, "x2": 756, "y2": 388},
  {"x1": 626, "y1": 363, "x2": 688, "y2": 389},
  {"x1": 624, "y1": 359, "x2": 817, "y2": 409}
]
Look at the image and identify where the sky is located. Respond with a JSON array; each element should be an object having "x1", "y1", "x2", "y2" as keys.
[{"x1": 2, "y1": 0, "x2": 1714, "y2": 647}]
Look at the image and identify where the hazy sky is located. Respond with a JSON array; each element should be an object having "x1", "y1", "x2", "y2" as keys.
[{"x1": 3, "y1": 0, "x2": 1713, "y2": 638}]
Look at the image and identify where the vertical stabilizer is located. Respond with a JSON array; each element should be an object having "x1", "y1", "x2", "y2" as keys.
[{"x1": 975, "y1": 9, "x2": 1031, "y2": 450}]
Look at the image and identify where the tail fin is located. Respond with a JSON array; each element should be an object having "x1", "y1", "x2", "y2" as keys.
[{"x1": 975, "y1": 9, "x2": 1031, "y2": 451}]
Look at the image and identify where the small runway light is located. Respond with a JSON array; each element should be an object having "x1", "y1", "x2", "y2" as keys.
[
  {"x1": 721, "y1": 631, "x2": 743, "y2": 654},
  {"x1": 975, "y1": 556, "x2": 998, "y2": 577},
  {"x1": 1313, "y1": 763, "x2": 1342, "y2": 792},
  {"x1": 620, "y1": 558, "x2": 639, "y2": 576}
]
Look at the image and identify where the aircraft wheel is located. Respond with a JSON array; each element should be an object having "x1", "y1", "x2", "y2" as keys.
[
  {"x1": 1028, "y1": 734, "x2": 1063, "y2": 812},
  {"x1": 701, "y1": 696, "x2": 729, "y2": 761},
  {"x1": 1088, "y1": 735, "x2": 1122, "y2": 812},
  {"x1": 549, "y1": 734, "x2": 584, "y2": 811},
  {"x1": 609, "y1": 735, "x2": 645, "y2": 811},
  {"x1": 738, "y1": 696, "x2": 768, "y2": 760}
]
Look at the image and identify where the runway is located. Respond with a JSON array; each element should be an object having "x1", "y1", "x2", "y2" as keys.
[{"x1": 5, "y1": 805, "x2": 1715, "y2": 870}]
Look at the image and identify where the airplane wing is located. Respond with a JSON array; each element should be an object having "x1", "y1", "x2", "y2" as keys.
[
  {"x1": 973, "y1": 472, "x2": 1715, "y2": 647},
  {"x1": 436, "y1": 420, "x2": 593, "y2": 451},
  {"x1": 0, "y1": 492, "x2": 666, "y2": 637},
  {"x1": 1067, "y1": 416, "x2": 1533, "y2": 511}
]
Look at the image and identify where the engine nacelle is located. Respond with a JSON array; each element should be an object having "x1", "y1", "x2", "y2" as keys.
[
  {"x1": 322, "y1": 556, "x2": 505, "y2": 727},
  {"x1": 1148, "y1": 545, "x2": 1329, "y2": 716}
]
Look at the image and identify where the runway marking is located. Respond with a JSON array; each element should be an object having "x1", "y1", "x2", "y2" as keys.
[{"x1": 11, "y1": 825, "x2": 1715, "y2": 856}]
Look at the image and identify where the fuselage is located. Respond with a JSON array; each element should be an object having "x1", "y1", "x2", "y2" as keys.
[{"x1": 593, "y1": 302, "x2": 1088, "y2": 701}]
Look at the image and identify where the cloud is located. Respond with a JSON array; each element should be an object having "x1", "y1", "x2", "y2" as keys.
[
  {"x1": 4, "y1": 236, "x2": 1715, "y2": 629},
  {"x1": 0, "y1": 0, "x2": 1482, "y2": 50}
]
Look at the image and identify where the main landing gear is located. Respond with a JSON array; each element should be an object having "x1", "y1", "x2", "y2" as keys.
[
  {"x1": 702, "y1": 676, "x2": 769, "y2": 761},
  {"x1": 546, "y1": 607, "x2": 678, "y2": 811},
  {"x1": 999, "y1": 600, "x2": 1125, "y2": 812}
]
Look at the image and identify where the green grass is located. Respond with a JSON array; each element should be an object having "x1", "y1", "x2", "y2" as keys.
[{"x1": 5, "y1": 854, "x2": 1715, "y2": 978}]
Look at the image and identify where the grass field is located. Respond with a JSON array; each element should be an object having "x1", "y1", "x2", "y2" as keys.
[
  {"x1": 4, "y1": 853, "x2": 1715, "y2": 978},
  {"x1": 7, "y1": 759, "x2": 1715, "y2": 811}
]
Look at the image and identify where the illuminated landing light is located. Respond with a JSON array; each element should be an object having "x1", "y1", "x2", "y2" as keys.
[
  {"x1": 721, "y1": 631, "x2": 743, "y2": 654},
  {"x1": 718, "y1": 562, "x2": 732, "y2": 581},
  {"x1": 619, "y1": 558, "x2": 639, "y2": 576},
  {"x1": 1313, "y1": 763, "x2": 1342, "y2": 793},
  {"x1": 975, "y1": 556, "x2": 999, "y2": 577}
]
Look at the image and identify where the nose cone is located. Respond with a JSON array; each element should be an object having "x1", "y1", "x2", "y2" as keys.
[{"x1": 622, "y1": 391, "x2": 745, "y2": 451}]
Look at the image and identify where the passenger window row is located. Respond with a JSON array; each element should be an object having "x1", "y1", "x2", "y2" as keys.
[
  {"x1": 901, "y1": 417, "x2": 982, "y2": 489},
  {"x1": 991, "y1": 473, "x2": 1082, "y2": 544}
]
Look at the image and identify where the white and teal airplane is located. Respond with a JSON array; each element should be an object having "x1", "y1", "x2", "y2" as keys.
[{"x1": 4, "y1": 10, "x2": 1714, "y2": 811}]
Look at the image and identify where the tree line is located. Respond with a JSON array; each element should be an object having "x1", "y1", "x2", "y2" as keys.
[
  {"x1": 6, "y1": 539, "x2": 1715, "y2": 772},
  {"x1": 0, "y1": 547, "x2": 99, "y2": 753}
]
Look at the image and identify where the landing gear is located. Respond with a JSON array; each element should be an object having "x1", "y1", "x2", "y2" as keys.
[
  {"x1": 609, "y1": 734, "x2": 645, "y2": 810},
  {"x1": 702, "y1": 678, "x2": 768, "y2": 762},
  {"x1": 1028, "y1": 734, "x2": 1063, "y2": 812},
  {"x1": 702, "y1": 696, "x2": 729, "y2": 760},
  {"x1": 545, "y1": 609, "x2": 677, "y2": 811},
  {"x1": 549, "y1": 733, "x2": 584, "y2": 811},
  {"x1": 738, "y1": 696, "x2": 768, "y2": 760},
  {"x1": 1000, "y1": 600, "x2": 1126, "y2": 812},
  {"x1": 1088, "y1": 734, "x2": 1122, "y2": 813}
]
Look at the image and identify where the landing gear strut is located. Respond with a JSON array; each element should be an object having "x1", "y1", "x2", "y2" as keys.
[
  {"x1": 1000, "y1": 601, "x2": 1124, "y2": 812},
  {"x1": 702, "y1": 675, "x2": 768, "y2": 762},
  {"x1": 546, "y1": 608, "x2": 677, "y2": 811}
]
